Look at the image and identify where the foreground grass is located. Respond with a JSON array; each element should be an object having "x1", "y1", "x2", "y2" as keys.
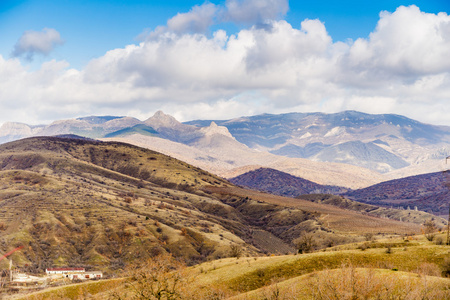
[
  {"x1": 190, "y1": 243, "x2": 449, "y2": 293},
  {"x1": 11, "y1": 278, "x2": 125, "y2": 300},
  {"x1": 12, "y1": 241, "x2": 450, "y2": 299},
  {"x1": 233, "y1": 268, "x2": 450, "y2": 299}
]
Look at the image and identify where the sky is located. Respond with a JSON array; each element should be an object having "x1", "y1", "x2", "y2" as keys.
[{"x1": 1, "y1": 0, "x2": 450, "y2": 126}]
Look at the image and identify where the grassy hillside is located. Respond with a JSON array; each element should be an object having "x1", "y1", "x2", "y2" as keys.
[
  {"x1": 0, "y1": 137, "x2": 254, "y2": 273},
  {"x1": 0, "y1": 136, "x2": 442, "y2": 290},
  {"x1": 15, "y1": 234, "x2": 450, "y2": 299}
]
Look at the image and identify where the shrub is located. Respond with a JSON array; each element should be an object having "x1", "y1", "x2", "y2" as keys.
[
  {"x1": 442, "y1": 257, "x2": 450, "y2": 277},
  {"x1": 229, "y1": 245, "x2": 242, "y2": 259},
  {"x1": 423, "y1": 219, "x2": 437, "y2": 241},
  {"x1": 385, "y1": 245, "x2": 392, "y2": 254},
  {"x1": 110, "y1": 254, "x2": 186, "y2": 300},
  {"x1": 295, "y1": 232, "x2": 316, "y2": 254},
  {"x1": 358, "y1": 242, "x2": 370, "y2": 251}
]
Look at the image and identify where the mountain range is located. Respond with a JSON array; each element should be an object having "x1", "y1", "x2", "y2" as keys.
[{"x1": 1, "y1": 110, "x2": 449, "y2": 189}]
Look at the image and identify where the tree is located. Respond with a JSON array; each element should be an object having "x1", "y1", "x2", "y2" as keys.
[
  {"x1": 296, "y1": 232, "x2": 316, "y2": 254},
  {"x1": 423, "y1": 219, "x2": 437, "y2": 241},
  {"x1": 111, "y1": 254, "x2": 186, "y2": 300}
]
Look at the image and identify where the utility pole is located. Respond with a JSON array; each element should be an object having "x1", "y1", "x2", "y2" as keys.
[
  {"x1": 0, "y1": 245, "x2": 24, "y2": 285},
  {"x1": 9, "y1": 259, "x2": 12, "y2": 283},
  {"x1": 446, "y1": 156, "x2": 450, "y2": 245}
]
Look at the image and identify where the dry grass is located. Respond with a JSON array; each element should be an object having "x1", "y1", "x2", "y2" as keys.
[
  {"x1": 207, "y1": 186, "x2": 423, "y2": 235},
  {"x1": 234, "y1": 267, "x2": 450, "y2": 299}
]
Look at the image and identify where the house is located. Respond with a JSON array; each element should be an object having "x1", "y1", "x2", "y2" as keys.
[
  {"x1": 45, "y1": 267, "x2": 103, "y2": 280},
  {"x1": 69, "y1": 271, "x2": 103, "y2": 280},
  {"x1": 46, "y1": 267, "x2": 85, "y2": 275}
]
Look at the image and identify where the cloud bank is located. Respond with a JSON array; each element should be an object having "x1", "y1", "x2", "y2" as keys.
[
  {"x1": 2, "y1": 4, "x2": 450, "y2": 127},
  {"x1": 12, "y1": 28, "x2": 64, "y2": 60}
]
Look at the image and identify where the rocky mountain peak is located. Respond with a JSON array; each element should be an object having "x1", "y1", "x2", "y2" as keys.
[
  {"x1": 145, "y1": 111, "x2": 182, "y2": 130},
  {"x1": 0, "y1": 122, "x2": 34, "y2": 137},
  {"x1": 200, "y1": 121, "x2": 235, "y2": 139}
]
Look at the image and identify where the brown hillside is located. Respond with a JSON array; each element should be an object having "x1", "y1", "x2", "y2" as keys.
[{"x1": 0, "y1": 137, "x2": 427, "y2": 275}]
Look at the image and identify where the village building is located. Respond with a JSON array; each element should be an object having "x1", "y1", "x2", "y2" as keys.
[
  {"x1": 45, "y1": 267, "x2": 103, "y2": 280},
  {"x1": 45, "y1": 267, "x2": 85, "y2": 275}
]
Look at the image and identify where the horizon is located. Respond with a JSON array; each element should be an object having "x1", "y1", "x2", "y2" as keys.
[
  {"x1": 1, "y1": 1, "x2": 450, "y2": 126},
  {"x1": 2, "y1": 109, "x2": 447, "y2": 128}
]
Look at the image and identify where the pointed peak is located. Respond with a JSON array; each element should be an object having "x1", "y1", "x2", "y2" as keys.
[
  {"x1": 200, "y1": 122, "x2": 234, "y2": 139},
  {"x1": 153, "y1": 110, "x2": 167, "y2": 117},
  {"x1": 145, "y1": 111, "x2": 181, "y2": 130}
]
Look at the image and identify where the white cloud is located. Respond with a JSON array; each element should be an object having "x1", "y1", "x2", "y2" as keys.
[
  {"x1": 12, "y1": 28, "x2": 64, "y2": 60},
  {"x1": 167, "y1": 2, "x2": 218, "y2": 34},
  {"x1": 343, "y1": 6, "x2": 450, "y2": 81},
  {"x1": 2, "y1": 5, "x2": 450, "y2": 127},
  {"x1": 225, "y1": 0, "x2": 289, "y2": 24},
  {"x1": 140, "y1": 0, "x2": 289, "y2": 37}
]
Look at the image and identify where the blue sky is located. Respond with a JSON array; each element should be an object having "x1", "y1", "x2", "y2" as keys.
[
  {"x1": 2, "y1": 0, "x2": 449, "y2": 68},
  {"x1": 1, "y1": 0, "x2": 450, "y2": 125}
]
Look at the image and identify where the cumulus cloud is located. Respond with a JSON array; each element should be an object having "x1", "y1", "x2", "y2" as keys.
[
  {"x1": 167, "y1": 3, "x2": 218, "y2": 34},
  {"x1": 224, "y1": 0, "x2": 289, "y2": 24},
  {"x1": 141, "y1": 0, "x2": 289, "y2": 37},
  {"x1": 12, "y1": 28, "x2": 64, "y2": 60},
  {"x1": 342, "y1": 5, "x2": 450, "y2": 81},
  {"x1": 2, "y1": 5, "x2": 450, "y2": 127}
]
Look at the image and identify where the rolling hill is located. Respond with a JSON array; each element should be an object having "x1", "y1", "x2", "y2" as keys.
[
  {"x1": 229, "y1": 167, "x2": 347, "y2": 196},
  {"x1": 229, "y1": 168, "x2": 446, "y2": 226},
  {"x1": 0, "y1": 136, "x2": 430, "y2": 276},
  {"x1": 344, "y1": 171, "x2": 450, "y2": 217}
]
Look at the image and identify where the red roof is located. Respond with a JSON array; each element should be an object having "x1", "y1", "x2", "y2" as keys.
[{"x1": 46, "y1": 268, "x2": 85, "y2": 271}]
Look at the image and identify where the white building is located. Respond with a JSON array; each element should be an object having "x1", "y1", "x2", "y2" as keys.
[
  {"x1": 45, "y1": 267, "x2": 103, "y2": 280},
  {"x1": 46, "y1": 267, "x2": 85, "y2": 275}
]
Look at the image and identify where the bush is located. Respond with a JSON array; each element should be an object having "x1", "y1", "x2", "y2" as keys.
[
  {"x1": 442, "y1": 257, "x2": 450, "y2": 277},
  {"x1": 295, "y1": 232, "x2": 316, "y2": 254},
  {"x1": 385, "y1": 245, "x2": 392, "y2": 254},
  {"x1": 423, "y1": 219, "x2": 437, "y2": 241},
  {"x1": 229, "y1": 245, "x2": 242, "y2": 259},
  {"x1": 110, "y1": 254, "x2": 187, "y2": 300}
]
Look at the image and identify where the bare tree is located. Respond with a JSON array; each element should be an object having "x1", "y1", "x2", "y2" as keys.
[
  {"x1": 296, "y1": 232, "x2": 317, "y2": 254},
  {"x1": 423, "y1": 219, "x2": 437, "y2": 241},
  {"x1": 111, "y1": 254, "x2": 186, "y2": 300}
]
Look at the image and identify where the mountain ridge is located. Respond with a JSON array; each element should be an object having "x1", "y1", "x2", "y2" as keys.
[{"x1": 1, "y1": 110, "x2": 449, "y2": 185}]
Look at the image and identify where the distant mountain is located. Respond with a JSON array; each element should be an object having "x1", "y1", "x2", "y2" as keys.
[
  {"x1": 104, "y1": 124, "x2": 158, "y2": 138},
  {"x1": 229, "y1": 168, "x2": 347, "y2": 197},
  {"x1": 0, "y1": 116, "x2": 142, "y2": 141},
  {"x1": 186, "y1": 111, "x2": 450, "y2": 174},
  {"x1": 2, "y1": 110, "x2": 450, "y2": 186},
  {"x1": 343, "y1": 171, "x2": 450, "y2": 217}
]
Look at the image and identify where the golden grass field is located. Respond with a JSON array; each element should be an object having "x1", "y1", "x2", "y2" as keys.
[{"x1": 12, "y1": 234, "x2": 450, "y2": 299}]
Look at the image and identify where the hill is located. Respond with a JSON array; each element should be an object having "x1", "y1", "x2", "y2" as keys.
[
  {"x1": 229, "y1": 167, "x2": 347, "y2": 196},
  {"x1": 0, "y1": 137, "x2": 430, "y2": 276},
  {"x1": 344, "y1": 171, "x2": 450, "y2": 217},
  {"x1": 229, "y1": 168, "x2": 445, "y2": 226}
]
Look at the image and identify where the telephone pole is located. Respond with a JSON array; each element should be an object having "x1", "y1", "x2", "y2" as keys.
[{"x1": 446, "y1": 156, "x2": 450, "y2": 245}]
